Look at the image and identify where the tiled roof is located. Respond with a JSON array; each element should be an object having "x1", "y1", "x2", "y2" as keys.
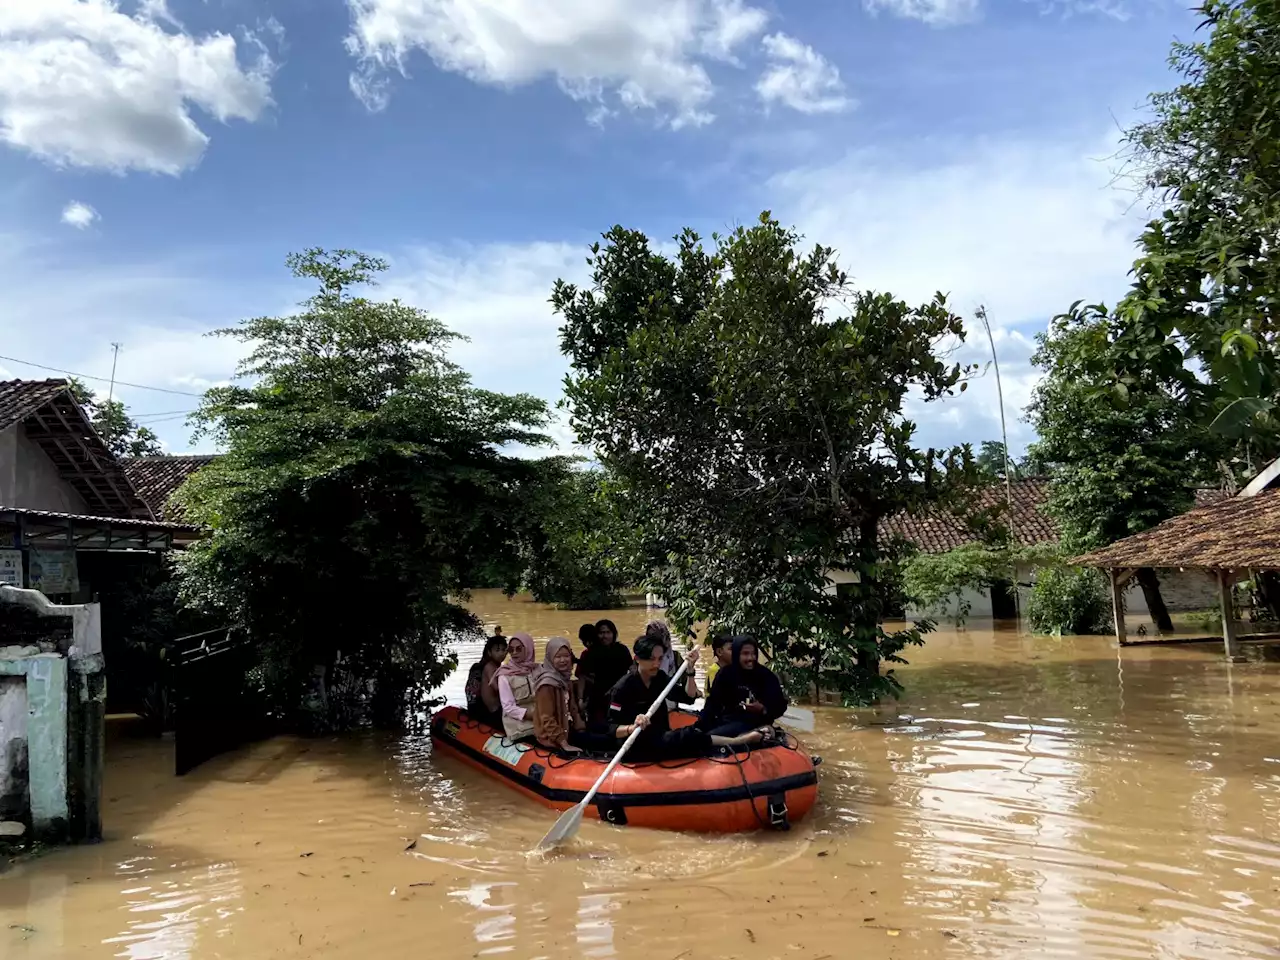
[
  {"x1": 1075, "y1": 488, "x2": 1280, "y2": 570},
  {"x1": 0, "y1": 379, "x2": 151, "y2": 519},
  {"x1": 0, "y1": 379, "x2": 69, "y2": 431},
  {"x1": 883, "y1": 478, "x2": 1059, "y2": 553},
  {"x1": 123, "y1": 454, "x2": 218, "y2": 519},
  {"x1": 885, "y1": 479, "x2": 1227, "y2": 555}
]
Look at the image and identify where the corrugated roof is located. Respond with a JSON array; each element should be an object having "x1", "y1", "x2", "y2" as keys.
[
  {"x1": 0, "y1": 379, "x2": 151, "y2": 519},
  {"x1": 1075, "y1": 488, "x2": 1280, "y2": 570},
  {"x1": 123, "y1": 454, "x2": 218, "y2": 519},
  {"x1": 0, "y1": 505, "x2": 198, "y2": 532}
]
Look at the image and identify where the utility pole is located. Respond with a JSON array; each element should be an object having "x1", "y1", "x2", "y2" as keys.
[
  {"x1": 106, "y1": 343, "x2": 120, "y2": 407},
  {"x1": 975, "y1": 306, "x2": 1021, "y2": 625},
  {"x1": 105, "y1": 342, "x2": 122, "y2": 446}
]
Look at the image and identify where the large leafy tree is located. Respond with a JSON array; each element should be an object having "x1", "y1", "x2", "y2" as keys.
[
  {"x1": 516, "y1": 461, "x2": 637, "y2": 610},
  {"x1": 1103, "y1": 0, "x2": 1280, "y2": 469},
  {"x1": 553, "y1": 213, "x2": 981, "y2": 703},
  {"x1": 1026, "y1": 309, "x2": 1225, "y2": 629},
  {"x1": 175, "y1": 250, "x2": 551, "y2": 727}
]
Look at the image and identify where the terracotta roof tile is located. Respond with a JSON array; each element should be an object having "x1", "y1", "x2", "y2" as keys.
[
  {"x1": 883, "y1": 478, "x2": 1059, "y2": 553},
  {"x1": 1075, "y1": 488, "x2": 1280, "y2": 570},
  {"x1": 0, "y1": 379, "x2": 70, "y2": 431},
  {"x1": 0, "y1": 379, "x2": 150, "y2": 519},
  {"x1": 122, "y1": 454, "x2": 218, "y2": 519},
  {"x1": 884, "y1": 480, "x2": 1225, "y2": 555}
]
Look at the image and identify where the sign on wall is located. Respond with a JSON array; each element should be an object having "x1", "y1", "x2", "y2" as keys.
[
  {"x1": 0, "y1": 550, "x2": 21, "y2": 588},
  {"x1": 27, "y1": 549, "x2": 79, "y2": 596}
]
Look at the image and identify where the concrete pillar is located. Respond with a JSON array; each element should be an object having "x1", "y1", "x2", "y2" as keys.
[
  {"x1": 25, "y1": 654, "x2": 68, "y2": 840},
  {"x1": 1218, "y1": 569, "x2": 1245, "y2": 661}
]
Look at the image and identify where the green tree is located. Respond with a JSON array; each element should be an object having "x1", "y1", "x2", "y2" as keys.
[
  {"x1": 517, "y1": 462, "x2": 636, "y2": 609},
  {"x1": 1026, "y1": 309, "x2": 1224, "y2": 630},
  {"x1": 67, "y1": 378, "x2": 164, "y2": 457},
  {"x1": 553, "y1": 213, "x2": 982, "y2": 703},
  {"x1": 1102, "y1": 0, "x2": 1280, "y2": 468},
  {"x1": 175, "y1": 249, "x2": 551, "y2": 728}
]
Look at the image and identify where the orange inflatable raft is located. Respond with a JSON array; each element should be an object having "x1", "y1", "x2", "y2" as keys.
[{"x1": 430, "y1": 706, "x2": 820, "y2": 833}]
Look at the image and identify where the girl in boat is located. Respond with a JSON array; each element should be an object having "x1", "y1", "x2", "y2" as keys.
[
  {"x1": 464, "y1": 634, "x2": 507, "y2": 727},
  {"x1": 492, "y1": 632, "x2": 538, "y2": 740}
]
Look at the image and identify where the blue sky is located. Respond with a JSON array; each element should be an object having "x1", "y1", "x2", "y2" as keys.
[{"x1": 0, "y1": 0, "x2": 1198, "y2": 457}]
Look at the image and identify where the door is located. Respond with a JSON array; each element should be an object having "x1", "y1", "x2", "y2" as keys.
[{"x1": 173, "y1": 628, "x2": 269, "y2": 776}]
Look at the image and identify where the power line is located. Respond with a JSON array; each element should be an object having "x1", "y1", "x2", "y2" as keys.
[{"x1": 0, "y1": 352, "x2": 212, "y2": 398}]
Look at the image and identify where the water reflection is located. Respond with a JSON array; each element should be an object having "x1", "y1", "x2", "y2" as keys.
[{"x1": 1, "y1": 592, "x2": 1278, "y2": 960}]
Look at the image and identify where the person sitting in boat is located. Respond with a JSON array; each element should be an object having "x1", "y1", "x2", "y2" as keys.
[
  {"x1": 705, "y1": 634, "x2": 732, "y2": 698},
  {"x1": 576, "y1": 618, "x2": 632, "y2": 724},
  {"x1": 531, "y1": 637, "x2": 591, "y2": 754},
  {"x1": 700, "y1": 636, "x2": 789, "y2": 738},
  {"x1": 607, "y1": 636, "x2": 769, "y2": 761},
  {"x1": 464, "y1": 634, "x2": 507, "y2": 727},
  {"x1": 493, "y1": 632, "x2": 538, "y2": 741},
  {"x1": 573, "y1": 622, "x2": 596, "y2": 713}
]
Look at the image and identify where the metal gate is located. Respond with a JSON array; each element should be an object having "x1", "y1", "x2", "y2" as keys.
[{"x1": 173, "y1": 628, "x2": 269, "y2": 776}]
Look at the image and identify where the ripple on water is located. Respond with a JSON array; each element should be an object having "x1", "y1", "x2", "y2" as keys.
[{"x1": 3, "y1": 600, "x2": 1280, "y2": 960}]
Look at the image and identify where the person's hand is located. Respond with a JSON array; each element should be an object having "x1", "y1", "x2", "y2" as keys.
[
  {"x1": 744, "y1": 700, "x2": 765, "y2": 714},
  {"x1": 634, "y1": 714, "x2": 650, "y2": 730},
  {"x1": 561, "y1": 742, "x2": 583, "y2": 754},
  {"x1": 684, "y1": 648, "x2": 700, "y2": 671}
]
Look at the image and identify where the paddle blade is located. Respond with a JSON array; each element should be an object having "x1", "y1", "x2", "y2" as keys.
[
  {"x1": 780, "y1": 706, "x2": 815, "y2": 733},
  {"x1": 535, "y1": 802, "x2": 585, "y2": 852}
]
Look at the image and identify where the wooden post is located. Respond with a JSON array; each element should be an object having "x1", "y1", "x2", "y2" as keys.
[
  {"x1": 1218, "y1": 569, "x2": 1243, "y2": 660},
  {"x1": 1110, "y1": 569, "x2": 1127, "y2": 645}
]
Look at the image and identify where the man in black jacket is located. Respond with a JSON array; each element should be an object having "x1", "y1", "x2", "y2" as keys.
[{"x1": 605, "y1": 635, "x2": 766, "y2": 761}]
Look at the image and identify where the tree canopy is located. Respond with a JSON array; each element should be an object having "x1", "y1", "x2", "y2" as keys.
[
  {"x1": 554, "y1": 213, "x2": 982, "y2": 702},
  {"x1": 67, "y1": 378, "x2": 164, "y2": 458},
  {"x1": 1103, "y1": 0, "x2": 1280, "y2": 469},
  {"x1": 175, "y1": 249, "x2": 551, "y2": 727}
]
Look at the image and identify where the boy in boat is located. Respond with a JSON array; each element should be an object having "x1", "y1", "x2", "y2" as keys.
[
  {"x1": 605, "y1": 635, "x2": 768, "y2": 761},
  {"x1": 705, "y1": 634, "x2": 732, "y2": 698}
]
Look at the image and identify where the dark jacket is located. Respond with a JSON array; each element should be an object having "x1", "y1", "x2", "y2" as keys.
[
  {"x1": 606, "y1": 666, "x2": 697, "y2": 737},
  {"x1": 701, "y1": 637, "x2": 788, "y2": 727}
]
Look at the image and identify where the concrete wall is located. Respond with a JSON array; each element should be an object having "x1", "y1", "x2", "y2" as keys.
[
  {"x1": 0, "y1": 588, "x2": 103, "y2": 844},
  {"x1": 0, "y1": 423, "x2": 90, "y2": 513},
  {"x1": 0, "y1": 675, "x2": 27, "y2": 820},
  {"x1": 908, "y1": 565, "x2": 1219, "y2": 623}
]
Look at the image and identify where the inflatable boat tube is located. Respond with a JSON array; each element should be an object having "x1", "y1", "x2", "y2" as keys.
[{"x1": 430, "y1": 706, "x2": 819, "y2": 833}]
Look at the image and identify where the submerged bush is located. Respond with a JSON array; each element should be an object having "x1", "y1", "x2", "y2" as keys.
[{"x1": 1028, "y1": 566, "x2": 1110, "y2": 635}]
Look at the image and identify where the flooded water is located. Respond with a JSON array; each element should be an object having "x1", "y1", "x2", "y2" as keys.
[{"x1": 3, "y1": 589, "x2": 1280, "y2": 959}]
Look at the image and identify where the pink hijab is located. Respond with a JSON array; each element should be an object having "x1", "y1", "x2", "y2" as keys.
[{"x1": 491, "y1": 632, "x2": 536, "y2": 688}]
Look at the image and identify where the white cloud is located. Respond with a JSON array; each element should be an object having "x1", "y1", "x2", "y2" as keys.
[
  {"x1": 60, "y1": 201, "x2": 99, "y2": 230},
  {"x1": 768, "y1": 132, "x2": 1146, "y2": 451},
  {"x1": 344, "y1": 0, "x2": 772, "y2": 126},
  {"x1": 0, "y1": 0, "x2": 276, "y2": 174},
  {"x1": 863, "y1": 0, "x2": 981, "y2": 25},
  {"x1": 756, "y1": 33, "x2": 851, "y2": 114}
]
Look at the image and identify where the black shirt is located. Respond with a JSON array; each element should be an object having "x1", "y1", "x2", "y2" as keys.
[
  {"x1": 577, "y1": 641, "x2": 634, "y2": 712},
  {"x1": 606, "y1": 668, "x2": 697, "y2": 736}
]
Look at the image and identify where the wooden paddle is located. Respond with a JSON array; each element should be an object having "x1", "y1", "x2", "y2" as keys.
[
  {"x1": 678, "y1": 698, "x2": 816, "y2": 733},
  {"x1": 534, "y1": 659, "x2": 691, "y2": 853}
]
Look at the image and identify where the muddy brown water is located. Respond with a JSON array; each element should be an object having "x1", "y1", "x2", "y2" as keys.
[{"x1": 3, "y1": 590, "x2": 1279, "y2": 959}]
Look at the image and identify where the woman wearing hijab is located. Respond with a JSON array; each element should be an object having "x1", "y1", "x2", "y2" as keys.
[
  {"x1": 492, "y1": 632, "x2": 538, "y2": 740},
  {"x1": 700, "y1": 636, "x2": 788, "y2": 738},
  {"x1": 531, "y1": 637, "x2": 589, "y2": 753}
]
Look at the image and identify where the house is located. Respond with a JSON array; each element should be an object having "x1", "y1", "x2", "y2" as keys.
[
  {"x1": 123, "y1": 453, "x2": 219, "y2": 520},
  {"x1": 1077, "y1": 457, "x2": 1280, "y2": 658},
  {"x1": 885, "y1": 478, "x2": 1222, "y2": 621},
  {"x1": 0, "y1": 380, "x2": 201, "y2": 601}
]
